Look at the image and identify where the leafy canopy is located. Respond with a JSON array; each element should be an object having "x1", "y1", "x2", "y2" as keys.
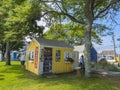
[{"x1": 45, "y1": 23, "x2": 102, "y2": 45}]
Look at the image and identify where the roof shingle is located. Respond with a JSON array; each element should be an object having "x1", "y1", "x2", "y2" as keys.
[{"x1": 35, "y1": 38, "x2": 73, "y2": 48}]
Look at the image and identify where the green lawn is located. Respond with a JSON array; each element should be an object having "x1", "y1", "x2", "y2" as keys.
[{"x1": 0, "y1": 61, "x2": 120, "y2": 90}]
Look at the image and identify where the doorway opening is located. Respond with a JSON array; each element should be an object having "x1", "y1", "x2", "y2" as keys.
[{"x1": 43, "y1": 47, "x2": 52, "y2": 74}]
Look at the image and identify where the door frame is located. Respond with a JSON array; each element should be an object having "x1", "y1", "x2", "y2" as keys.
[{"x1": 43, "y1": 47, "x2": 53, "y2": 74}]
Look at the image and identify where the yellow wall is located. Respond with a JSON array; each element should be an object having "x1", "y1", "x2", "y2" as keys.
[
  {"x1": 26, "y1": 39, "x2": 40, "y2": 75},
  {"x1": 115, "y1": 57, "x2": 120, "y2": 62},
  {"x1": 52, "y1": 48, "x2": 73, "y2": 74}
]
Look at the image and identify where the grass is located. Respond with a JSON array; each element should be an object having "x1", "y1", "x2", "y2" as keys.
[{"x1": 0, "y1": 61, "x2": 120, "y2": 90}]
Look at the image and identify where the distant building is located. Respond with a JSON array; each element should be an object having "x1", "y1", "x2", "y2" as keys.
[
  {"x1": 98, "y1": 50, "x2": 116, "y2": 63},
  {"x1": 10, "y1": 51, "x2": 18, "y2": 61},
  {"x1": 98, "y1": 50, "x2": 115, "y2": 60}
]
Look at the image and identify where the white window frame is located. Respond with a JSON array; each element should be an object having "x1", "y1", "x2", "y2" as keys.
[{"x1": 29, "y1": 51, "x2": 34, "y2": 60}]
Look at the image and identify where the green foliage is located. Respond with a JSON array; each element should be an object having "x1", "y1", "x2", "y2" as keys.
[
  {"x1": 0, "y1": 0, "x2": 45, "y2": 65},
  {"x1": 45, "y1": 23, "x2": 102, "y2": 45},
  {"x1": 0, "y1": 0, "x2": 30, "y2": 41},
  {"x1": 0, "y1": 0, "x2": 44, "y2": 41},
  {"x1": 26, "y1": 0, "x2": 45, "y2": 37},
  {"x1": 44, "y1": 23, "x2": 85, "y2": 45},
  {"x1": 96, "y1": 62, "x2": 119, "y2": 71},
  {"x1": 0, "y1": 0, "x2": 45, "y2": 50}
]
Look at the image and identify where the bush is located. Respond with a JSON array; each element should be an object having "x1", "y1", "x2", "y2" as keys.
[
  {"x1": 96, "y1": 62, "x2": 118, "y2": 71},
  {"x1": 90, "y1": 62, "x2": 96, "y2": 68}
]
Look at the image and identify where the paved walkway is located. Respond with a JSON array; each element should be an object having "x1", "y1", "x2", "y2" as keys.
[{"x1": 91, "y1": 69, "x2": 120, "y2": 77}]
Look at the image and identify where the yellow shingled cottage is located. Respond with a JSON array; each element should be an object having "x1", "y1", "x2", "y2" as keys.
[{"x1": 26, "y1": 38, "x2": 74, "y2": 75}]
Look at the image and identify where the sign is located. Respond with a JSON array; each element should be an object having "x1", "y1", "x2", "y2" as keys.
[{"x1": 34, "y1": 47, "x2": 38, "y2": 68}]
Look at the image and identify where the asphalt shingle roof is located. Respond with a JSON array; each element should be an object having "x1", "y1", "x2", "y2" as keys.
[{"x1": 35, "y1": 38, "x2": 73, "y2": 48}]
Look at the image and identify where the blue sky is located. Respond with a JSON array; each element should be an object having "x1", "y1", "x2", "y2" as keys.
[{"x1": 94, "y1": 12, "x2": 120, "y2": 53}]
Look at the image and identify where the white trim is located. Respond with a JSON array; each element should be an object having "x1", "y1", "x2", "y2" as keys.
[
  {"x1": 40, "y1": 45, "x2": 72, "y2": 49},
  {"x1": 32, "y1": 38, "x2": 41, "y2": 46},
  {"x1": 32, "y1": 38, "x2": 43, "y2": 75},
  {"x1": 38, "y1": 45, "x2": 44, "y2": 75},
  {"x1": 29, "y1": 60, "x2": 34, "y2": 63}
]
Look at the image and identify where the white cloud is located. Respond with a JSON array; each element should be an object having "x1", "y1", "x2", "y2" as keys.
[{"x1": 36, "y1": 19, "x2": 49, "y2": 33}]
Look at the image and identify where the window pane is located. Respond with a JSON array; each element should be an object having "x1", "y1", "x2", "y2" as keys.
[
  {"x1": 64, "y1": 52, "x2": 68, "y2": 61},
  {"x1": 29, "y1": 51, "x2": 34, "y2": 60},
  {"x1": 64, "y1": 52, "x2": 73, "y2": 62},
  {"x1": 56, "y1": 50, "x2": 60, "y2": 62}
]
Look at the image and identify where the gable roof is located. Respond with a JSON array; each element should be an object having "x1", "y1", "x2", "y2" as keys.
[
  {"x1": 74, "y1": 45, "x2": 84, "y2": 53},
  {"x1": 34, "y1": 38, "x2": 73, "y2": 48},
  {"x1": 101, "y1": 50, "x2": 115, "y2": 55}
]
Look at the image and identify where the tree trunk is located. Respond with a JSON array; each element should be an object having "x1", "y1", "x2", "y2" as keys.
[
  {"x1": 6, "y1": 41, "x2": 11, "y2": 65},
  {"x1": 84, "y1": 23, "x2": 92, "y2": 77},
  {"x1": 84, "y1": 0, "x2": 94, "y2": 77},
  {"x1": 1, "y1": 42, "x2": 6, "y2": 61},
  {"x1": 2, "y1": 52, "x2": 4, "y2": 61}
]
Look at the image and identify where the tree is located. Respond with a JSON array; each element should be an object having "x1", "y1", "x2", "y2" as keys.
[
  {"x1": 0, "y1": 0, "x2": 31, "y2": 65},
  {"x1": 41, "y1": 0, "x2": 120, "y2": 77},
  {"x1": 0, "y1": 0, "x2": 44, "y2": 65}
]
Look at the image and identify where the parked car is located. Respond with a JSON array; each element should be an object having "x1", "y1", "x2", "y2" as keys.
[
  {"x1": 98, "y1": 57, "x2": 107, "y2": 63},
  {"x1": 106, "y1": 59, "x2": 115, "y2": 64}
]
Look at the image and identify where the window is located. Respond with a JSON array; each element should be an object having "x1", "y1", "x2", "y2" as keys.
[
  {"x1": 56, "y1": 50, "x2": 60, "y2": 62},
  {"x1": 64, "y1": 52, "x2": 69, "y2": 61},
  {"x1": 29, "y1": 51, "x2": 34, "y2": 60},
  {"x1": 64, "y1": 52, "x2": 73, "y2": 62}
]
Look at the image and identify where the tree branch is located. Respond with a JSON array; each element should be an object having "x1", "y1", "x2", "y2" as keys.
[
  {"x1": 94, "y1": 0, "x2": 104, "y2": 8},
  {"x1": 85, "y1": 0, "x2": 94, "y2": 23},
  {"x1": 41, "y1": 0, "x2": 86, "y2": 24},
  {"x1": 55, "y1": 2, "x2": 63, "y2": 13},
  {"x1": 62, "y1": 12, "x2": 85, "y2": 24},
  {"x1": 98, "y1": 10, "x2": 109, "y2": 18},
  {"x1": 94, "y1": 0, "x2": 119, "y2": 19},
  {"x1": 110, "y1": 12, "x2": 120, "y2": 25},
  {"x1": 41, "y1": 10, "x2": 85, "y2": 24}
]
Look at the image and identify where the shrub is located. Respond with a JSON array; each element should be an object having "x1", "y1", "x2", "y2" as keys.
[{"x1": 96, "y1": 62, "x2": 118, "y2": 71}]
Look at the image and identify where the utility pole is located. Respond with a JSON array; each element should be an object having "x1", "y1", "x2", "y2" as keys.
[
  {"x1": 112, "y1": 33, "x2": 117, "y2": 60},
  {"x1": 117, "y1": 38, "x2": 120, "y2": 59}
]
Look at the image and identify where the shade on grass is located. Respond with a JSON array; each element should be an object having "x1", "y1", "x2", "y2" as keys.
[{"x1": 0, "y1": 61, "x2": 120, "y2": 90}]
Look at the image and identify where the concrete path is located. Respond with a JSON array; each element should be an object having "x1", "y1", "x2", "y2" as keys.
[{"x1": 91, "y1": 69, "x2": 120, "y2": 77}]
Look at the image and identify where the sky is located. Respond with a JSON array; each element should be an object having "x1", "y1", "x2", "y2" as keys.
[
  {"x1": 93, "y1": 12, "x2": 120, "y2": 54},
  {"x1": 36, "y1": 19, "x2": 49, "y2": 33}
]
